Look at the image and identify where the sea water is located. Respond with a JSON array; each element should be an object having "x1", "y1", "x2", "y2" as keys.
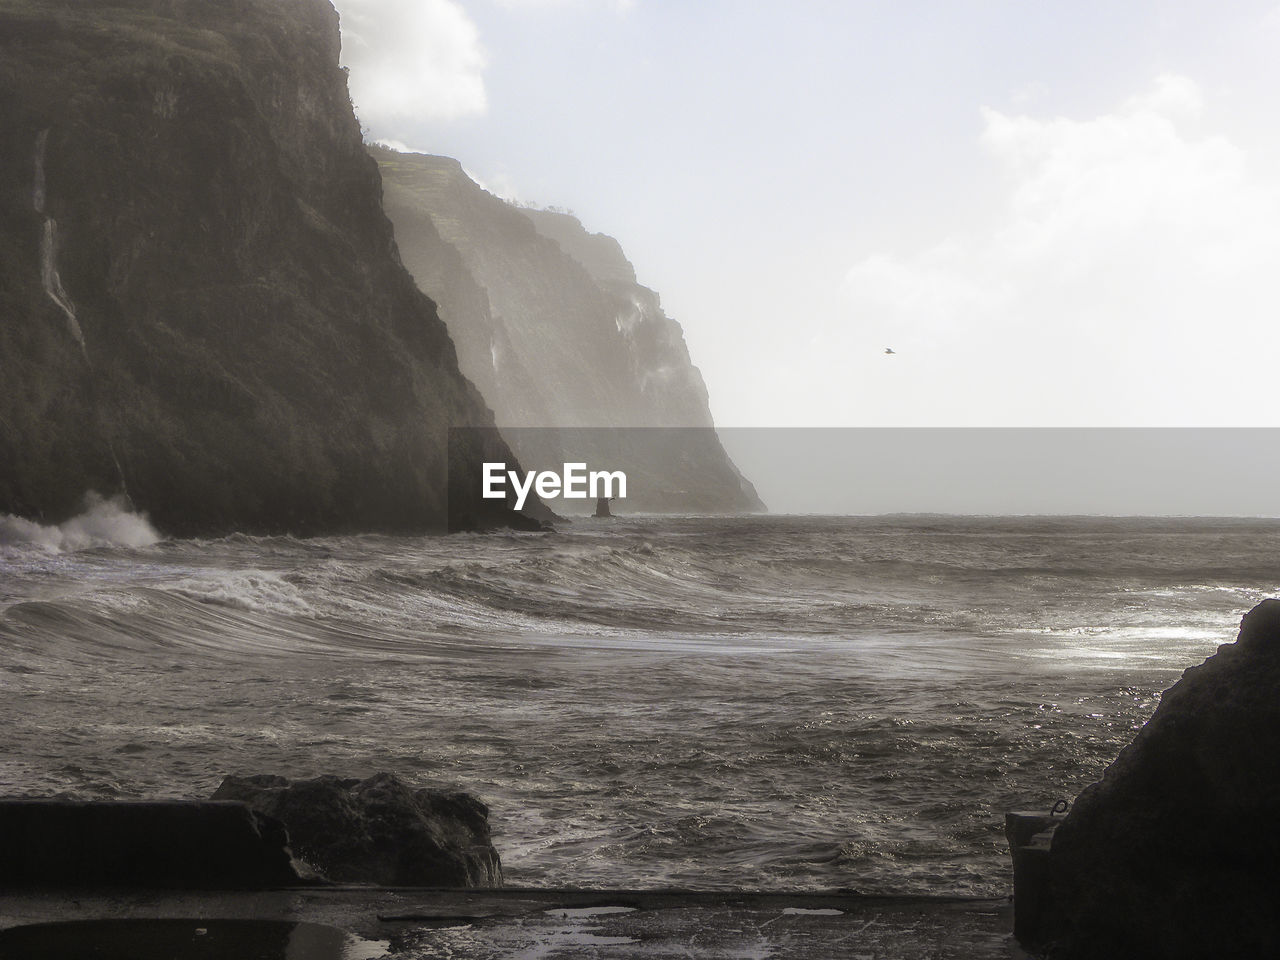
[{"x1": 2, "y1": 513, "x2": 1277, "y2": 895}]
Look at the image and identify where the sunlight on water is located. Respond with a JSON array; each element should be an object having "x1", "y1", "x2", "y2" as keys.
[{"x1": 1, "y1": 515, "x2": 1276, "y2": 895}]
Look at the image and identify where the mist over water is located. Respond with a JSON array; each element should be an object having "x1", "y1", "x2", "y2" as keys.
[{"x1": 1, "y1": 515, "x2": 1275, "y2": 895}]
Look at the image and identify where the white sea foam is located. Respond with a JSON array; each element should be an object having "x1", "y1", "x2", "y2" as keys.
[
  {"x1": 169, "y1": 571, "x2": 320, "y2": 618},
  {"x1": 0, "y1": 493, "x2": 160, "y2": 553}
]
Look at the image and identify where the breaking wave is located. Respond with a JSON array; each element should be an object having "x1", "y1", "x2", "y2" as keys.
[
  {"x1": 0, "y1": 493, "x2": 161, "y2": 553},
  {"x1": 1, "y1": 514, "x2": 1277, "y2": 894}
]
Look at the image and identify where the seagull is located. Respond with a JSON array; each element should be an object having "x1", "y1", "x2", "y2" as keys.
[{"x1": 884, "y1": 347, "x2": 895, "y2": 355}]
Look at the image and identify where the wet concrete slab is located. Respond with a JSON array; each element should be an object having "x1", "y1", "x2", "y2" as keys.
[{"x1": 0, "y1": 887, "x2": 1028, "y2": 959}]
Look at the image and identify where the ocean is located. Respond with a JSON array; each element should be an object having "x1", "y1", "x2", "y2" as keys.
[{"x1": 2, "y1": 509, "x2": 1276, "y2": 896}]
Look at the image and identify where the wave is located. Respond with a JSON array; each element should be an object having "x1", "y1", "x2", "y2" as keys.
[
  {"x1": 3, "y1": 516, "x2": 1274, "y2": 667},
  {"x1": 2, "y1": 514, "x2": 1273, "y2": 894},
  {"x1": 0, "y1": 493, "x2": 160, "y2": 553},
  {"x1": 0, "y1": 588, "x2": 485, "y2": 663}
]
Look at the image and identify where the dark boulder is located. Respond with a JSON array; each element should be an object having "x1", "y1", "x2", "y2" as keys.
[
  {"x1": 0, "y1": 800, "x2": 299, "y2": 888},
  {"x1": 1043, "y1": 599, "x2": 1280, "y2": 958},
  {"x1": 212, "y1": 772, "x2": 502, "y2": 887}
]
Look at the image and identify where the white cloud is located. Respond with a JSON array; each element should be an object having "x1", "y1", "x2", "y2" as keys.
[
  {"x1": 492, "y1": 0, "x2": 636, "y2": 12},
  {"x1": 838, "y1": 75, "x2": 1280, "y2": 425},
  {"x1": 334, "y1": 0, "x2": 487, "y2": 129},
  {"x1": 462, "y1": 166, "x2": 523, "y2": 203},
  {"x1": 372, "y1": 138, "x2": 429, "y2": 154},
  {"x1": 1125, "y1": 73, "x2": 1204, "y2": 121}
]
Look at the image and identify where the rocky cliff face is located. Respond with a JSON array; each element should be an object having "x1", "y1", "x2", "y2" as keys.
[
  {"x1": 0, "y1": 0, "x2": 531, "y2": 536},
  {"x1": 1042, "y1": 600, "x2": 1280, "y2": 959},
  {"x1": 373, "y1": 148, "x2": 763, "y2": 514}
]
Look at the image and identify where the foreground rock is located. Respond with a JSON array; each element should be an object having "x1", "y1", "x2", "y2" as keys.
[
  {"x1": 213, "y1": 773, "x2": 502, "y2": 887},
  {"x1": 0, "y1": 800, "x2": 298, "y2": 888},
  {"x1": 1042, "y1": 599, "x2": 1280, "y2": 958}
]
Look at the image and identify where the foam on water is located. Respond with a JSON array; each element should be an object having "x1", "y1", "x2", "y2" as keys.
[
  {"x1": 0, "y1": 493, "x2": 160, "y2": 554},
  {"x1": 1, "y1": 515, "x2": 1277, "y2": 894}
]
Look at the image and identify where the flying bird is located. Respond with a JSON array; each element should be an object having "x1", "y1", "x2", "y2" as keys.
[{"x1": 884, "y1": 347, "x2": 895, "y2": 355}]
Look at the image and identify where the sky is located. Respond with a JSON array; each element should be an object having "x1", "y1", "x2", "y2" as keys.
[
  {"x1": 718, "y1": 428, "x2": 1280, "y2": 515},
  {"x1": 331, "y1": 0, "x2": 1280, "y2": 430}
]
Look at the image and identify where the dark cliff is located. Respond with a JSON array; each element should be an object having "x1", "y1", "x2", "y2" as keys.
[
  {"x1": 372, "y1": 148, "x2": 763, "y2": 514},
  {"x1": 0, "y1": 0, "x2": 532, "y2": 536},
  {"x1": 1042, "y1": 600, "x2": 1280, "y2": 959}
]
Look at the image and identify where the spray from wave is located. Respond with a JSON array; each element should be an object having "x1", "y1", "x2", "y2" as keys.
[{"x1": 0, "y1": 492, "x2": 161, "y2": 552}]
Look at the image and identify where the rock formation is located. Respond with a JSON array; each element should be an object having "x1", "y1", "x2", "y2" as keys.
[
  {"x1": 0, "y1": 0, "x2": 535, "y2": 535},
  {"x1": 0, "y1": 799, "x2": 299, "y2": 888},
  {"x1": 1041, "y1": 599, "x2": 1280, "y2": 958},
  {"x1": 212, "y1": 772, "x2": 502, "y2": 887},
  {"x1": 372, "y1": 147, "x2": 764, "y2": 514}
]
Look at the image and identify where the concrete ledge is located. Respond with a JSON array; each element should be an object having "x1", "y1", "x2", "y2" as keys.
[
  {"x1": 0, "y1": 886, "x2": 1028, "y2": 959},
  {"x1": 1005, "y1": 810, "x2": 1061, "y2": 950},
  {"x1": 0, "y1": 800, "x2": 300, "y2": 889}
]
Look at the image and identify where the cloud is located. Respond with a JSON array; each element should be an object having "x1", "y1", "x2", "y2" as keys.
[
  {"x1": 334, "y1": 0, "x2": 487, "y2": 129},
  {"x1": 462, "y1": 166, "x2": 523, "y2": 203},
  {"x1": 839, "y1": 75, "x2": 1280, "y2": 425},
  {"x1": 372, "y1": 137, "x2": 430, "y2": 155},
  {"x1": 492, "y1": 0, "x2": 637, "y2": 13}
]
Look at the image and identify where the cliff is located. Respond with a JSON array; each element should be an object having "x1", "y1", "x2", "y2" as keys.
[
  {"x1": 0, "y1": 0, "x2": 533, "y2": 536},
  {"x1": 372, "y1": 148, "x2": 763, "y2": 514}
]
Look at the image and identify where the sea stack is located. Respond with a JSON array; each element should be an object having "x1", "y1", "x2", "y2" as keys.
[{"x1": 1037, "y1": 599, "x2": 1280, "y2": 958}]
